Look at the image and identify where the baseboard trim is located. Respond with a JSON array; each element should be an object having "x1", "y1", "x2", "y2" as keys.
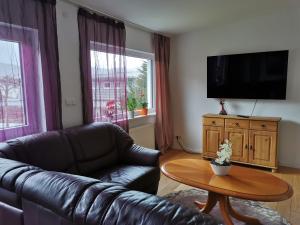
[
  {"x1": 171, "y1": 147, "x2": 200, "y2": 154},
  {"x1": 279, "y1": 161, "x2": 300, "y2": 169}
]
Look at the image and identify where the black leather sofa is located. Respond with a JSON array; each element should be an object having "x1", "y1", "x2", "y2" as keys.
[{"x1": 0, "y1": 123, "x2": 216, "y2": 225}]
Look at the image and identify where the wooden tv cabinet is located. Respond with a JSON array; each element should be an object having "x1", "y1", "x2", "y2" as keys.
[{"x1": 202, "y1": 114, "x2": 281, "y2": 172}]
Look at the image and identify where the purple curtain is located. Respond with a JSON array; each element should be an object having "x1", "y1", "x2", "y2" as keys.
[
  {"x1": 0, "y1": 0, "x2": 62, "y2": 141},
  {"x1": 78, "y1": 8, "x2": 128, "y2": 131}
]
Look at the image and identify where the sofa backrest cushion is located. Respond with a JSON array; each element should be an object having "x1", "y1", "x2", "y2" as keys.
[
  {"x1": 0, "y1": 132, "x2": 78, "y2": 173},
  {"x1": 64, "y1": 123, "x2": 133, "y2": 175},
  {"x1": 21, "y1": 171, "x2": 105, "y2": 219},
  {"x1": 21, "y1": 171, "x2": 216, "y2": 225},
  {"x1": 0, "y1": 150, "x2": 6, "y2": 159}
]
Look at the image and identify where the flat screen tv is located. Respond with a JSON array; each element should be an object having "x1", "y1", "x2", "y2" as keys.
[{"x1": 207, "y1": 50, "x2": 288, "y2": 99}]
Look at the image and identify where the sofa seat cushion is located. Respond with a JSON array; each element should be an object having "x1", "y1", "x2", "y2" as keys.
[{"x1": 89, "y1": 165, "x2": 160, "y2": 193}]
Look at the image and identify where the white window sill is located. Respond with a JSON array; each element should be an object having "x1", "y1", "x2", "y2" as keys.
[
  {"x1": 128, "y1": 113, "x2": 156, "y2": 129},
  {"x1": 128, "y1": 112, "x2": 155, "y2": 121}
]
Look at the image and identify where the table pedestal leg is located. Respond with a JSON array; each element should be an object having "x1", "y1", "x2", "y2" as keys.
[
  {"x1": 195, "y1": 192, "x2": 263, "y2": 225},
  {"x1": 194, "y1": 191, "x2": 217, "y2": 214},
  {"x1": 225, "y1": 197, "x2": 262, "y2": 225}
]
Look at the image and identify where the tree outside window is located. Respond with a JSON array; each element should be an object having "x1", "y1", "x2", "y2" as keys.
[{"x1": 0, "y1": 40, "x2": 26, "y2": 129}]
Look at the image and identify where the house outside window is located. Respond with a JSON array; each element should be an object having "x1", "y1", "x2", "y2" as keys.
[{"x1": 103, "y1": 82, "x2": 111, "y2": 89}]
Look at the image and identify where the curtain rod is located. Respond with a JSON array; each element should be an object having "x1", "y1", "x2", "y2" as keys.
[{"x1": 60, "y1": 0, "x2": 161, "y2": 35}]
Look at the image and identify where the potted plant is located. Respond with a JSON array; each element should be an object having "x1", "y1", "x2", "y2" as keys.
[
  {"x1": 210, "y1": 139, "x2": 232, "y2": 176},
  {"x1": 140, "y1": 102, "x2": 148, "y2": 116},
  {"x1": 127, "y1": 95, "x2": 137, "y2": 119},
  {"x1": 137, "y1": 92, "x2": 148, "y2": 116}
]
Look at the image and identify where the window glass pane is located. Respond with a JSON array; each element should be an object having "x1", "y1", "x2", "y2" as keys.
[
  {"x1": 90, "y1": 50, "x2": 126, "y2": 122},
  {"x1": 0, "y1": 40, "x2": 27, "y2": 129},
  {"x1": 90, "y1": 49, "x2": 153, "y2": 121},
  {"x1": 127, "y1": 56, "x2": 152, "y2": 109}
]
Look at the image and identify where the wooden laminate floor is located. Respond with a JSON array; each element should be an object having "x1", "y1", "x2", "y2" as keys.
[{"x1": 157, "y1": 149, "x2": 300, "y2": 225}]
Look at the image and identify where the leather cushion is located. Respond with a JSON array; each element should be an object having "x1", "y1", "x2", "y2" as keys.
[
  {"x1": 0, "y1": 188, "x2": 20, "y2": 208},
  {"x1": 0, "y1": 158, "x2": 32, "y2": 191},
  {"x1": 21, "y1": 171, "x2": 217, "y2": 225},
  {"x1": 0, "y1": 201, "x2": 23, "y2": 225},
  {"x1": 0, "y1": 132, "x2": 77, "y2": 173},
  {"x1": 0, "y1": 150, "x2": 6, "y2": 159},
  {"x1": 65, "y1": 123, "x2": 132, "y2": 175},
  {"x1": 121, "y1": 145, "x2": 160, "y2": 167},
  {"x1": 0, "y1": 143, "x2": 13, "y2": 159},
  {"x1": 98, "y1": 190, "x2": 216, "y2": 225},
  {"x1": 22, "y1": 199, "x2": 74, "y2": 225},
  {"x1": 89, "y1": 165, "x2": 160, "y2": 193},
  {"x1": 21, "y1": 171, "x2": 100, "y2": 219},
  {"x1": 74, "y1": 184, "x2": 128, "y2": 224},
  {"x1": 0, "y1": 158, "x2": 41, "y2": 209},
  {"x1": 2, "y1": 165, "x2": 40, "y2": 192}
]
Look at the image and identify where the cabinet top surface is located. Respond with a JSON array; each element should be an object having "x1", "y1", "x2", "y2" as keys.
[
  {"x1": 161, "y1": 159, "x2": 292, "y2": 202},
  {"x1": 203, "y1": 113, "x2": 281, "y2": 122}
]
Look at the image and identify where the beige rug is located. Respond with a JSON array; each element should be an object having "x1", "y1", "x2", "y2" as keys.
[{"x1": 164, "y1": 189, "x2": 290, "y2": 225}]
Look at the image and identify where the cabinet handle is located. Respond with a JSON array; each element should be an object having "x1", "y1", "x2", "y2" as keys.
[
  {"x1": 212, "y1": 121, "x2": 216, "y2": 125},
  {"x1": 236, "y1": 123, "x2": 240, "y2": 126},
  {"x1": 245, "y1": 144, "x2": 248, "y2": 149},
  {"x1": 250, "y1": 145, "x2": 253, "y2": 150},
  {"x1": 261, "y1": 124, "x2": 266, "y2": 128}
]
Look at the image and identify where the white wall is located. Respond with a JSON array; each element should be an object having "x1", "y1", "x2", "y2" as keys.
[
  {"x1": 56, "y1": 1, "x2": 83, "y2": 128},
  {"x1": 56, "y1": 0, "x2": 153, "y2": 128},
  {"x1": 170, "y1": 8, "x2": 300, "y2": 168}
]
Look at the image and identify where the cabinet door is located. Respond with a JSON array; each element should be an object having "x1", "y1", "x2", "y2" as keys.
[
  {"x1": 203, "y1": 126, "x2": 224, "y2": 158},
  {"x1": 224, "y1": 128, "x2": 248, "y2": 162},
  {"x1": 248, "y1": 130, "x2": 277, "y2": 167}
]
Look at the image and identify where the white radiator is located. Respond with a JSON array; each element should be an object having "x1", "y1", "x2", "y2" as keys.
[{"x1": 129, "y1": 123, "x2": 155, "y2": 149}]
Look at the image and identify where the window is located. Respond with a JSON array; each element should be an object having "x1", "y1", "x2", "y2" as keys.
[
  {"x1": 0, "y1": 24, "x2": 46, "y2": 139},
  {"x1": 0, "y1": 40, "x2": 27, "y2": 129},
  {"x1": 90, "y1": 48, "x2": 154, "y2": 121},
  {"x1": 126, "y1": 49, "x2": 154, "y2": 111},
  {"x1": 0, "y1": 0, "x2": 62, "y2": 140}
]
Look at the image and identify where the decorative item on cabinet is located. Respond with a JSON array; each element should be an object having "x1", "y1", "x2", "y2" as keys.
[{"x1": 219, "y1": 99, "x2": 227, "y2": 115}]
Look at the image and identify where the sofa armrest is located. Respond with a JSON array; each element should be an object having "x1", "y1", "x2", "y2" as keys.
[
  {"x1": 121, "y1": 144, "x2": 160, "y2": 167},
  {"x1": 0, "y1": 158, "x2": 41, "y2": 194}
]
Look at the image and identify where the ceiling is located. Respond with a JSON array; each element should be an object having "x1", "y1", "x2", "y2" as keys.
[{"x1": 69, "y1": 0, "x2": 300, "y2": 35}]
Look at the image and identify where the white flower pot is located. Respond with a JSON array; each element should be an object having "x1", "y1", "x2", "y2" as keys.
[
  {"x1": 128, "y1": 111, "x2": 134, "y2": 119},
  {"x1": 210, "y1": 163, "x2": 232, "y2": 176}
]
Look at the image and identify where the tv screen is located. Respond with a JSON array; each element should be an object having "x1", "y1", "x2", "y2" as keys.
[{"x1": 207, "y1": 50, "x2": 288, "y2": 99}]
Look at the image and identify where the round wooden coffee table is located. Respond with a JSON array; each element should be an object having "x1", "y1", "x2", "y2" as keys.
[{"x1": 161, "y1": 159, "x2": 293, "y2": 225}]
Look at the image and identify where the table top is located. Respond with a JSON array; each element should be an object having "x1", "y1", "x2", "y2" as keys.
[{"x1": 161, "y1": 159, "x2": 293, "y2": 202}]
